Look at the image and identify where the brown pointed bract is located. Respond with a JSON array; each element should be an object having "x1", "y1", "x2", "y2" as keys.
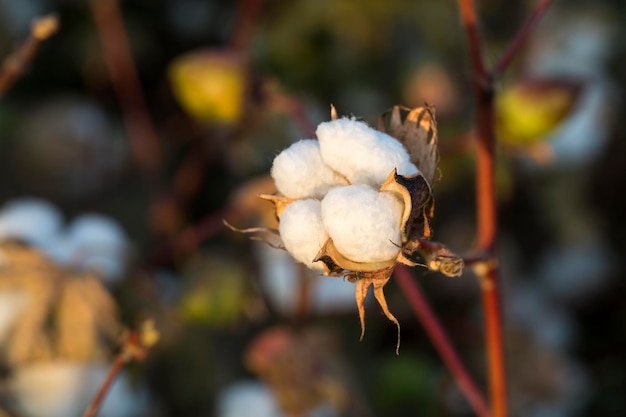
[{"x1": 353, "y1": 267, "x2": 399, "y2": 354}]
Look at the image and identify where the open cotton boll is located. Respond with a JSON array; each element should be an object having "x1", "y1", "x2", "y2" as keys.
[
  {"x1": 321, "y1": 185, "x2": 403, "y2": 263},
  {"x1": 278, "y1": 199, "x2": 328, "y2": 270},
  {"x1": 316, "y1": 118, "x2": 418, "y2": 187},
  {"x1": 271, "y1": 139, "x2": 348, "y2": 199}
]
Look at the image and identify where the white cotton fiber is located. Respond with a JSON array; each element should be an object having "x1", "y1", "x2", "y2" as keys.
[
  {"x1": 271, "y1": 139, "x2": 348, "y2": 199},
  {"x1": 278, "y1": 199, "x2": 329, "y2": 270},
  {"x1": 321, "y1": 185, "x2": 403, "y2": 263},
  {"x1": 316, "y1": 118, "x2": 419, "y2": 187}
]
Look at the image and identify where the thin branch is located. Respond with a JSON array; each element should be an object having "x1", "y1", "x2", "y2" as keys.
[
  {"x1": 394, "y1": 265, "x2": 491, "y2": 417},
  {"x1": 90, "y1": 0, "x2": 161, "y2": 177},
  {"x1": 0, "y1": 14, "x2": 59, "y2": 97},
  {"x1": 492, "y1": 0, "x2": 556, "y2": 76},
  {"x1": 81, "y1": 353, "x2": 127, "y2": 417},
  {"x1": 82, "y1": 322, "x2": 158, "y2": 417},
  {"x1": 229, "y1": 0, "x2": 264, "y2": 52},
  {"x1": 456, "y1": 0, "x2": 507, "y2": 416}
]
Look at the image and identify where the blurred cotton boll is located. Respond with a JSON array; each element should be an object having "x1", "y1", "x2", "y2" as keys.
[
  {"x1": 49, "y1": 214, "x2": 130, "y2": 285},
  {"x1": 16, "y1": 97, "x2": 125, "y2": 202},
  {"x1": 0, "y1": 198, "x2": 63, "y2": 246},
  {"x1": 11, "y1": 362, "x2": 147, "y2": 417},
  {"x1": 217, "y1": 380, "x2": 283, "y2": 417},
  {"x1": 255, "y1": 243, "x2": 357, "y2": 315},
  {"x1": 525, "y1": 8, "x2": 615, "y2": 79}
]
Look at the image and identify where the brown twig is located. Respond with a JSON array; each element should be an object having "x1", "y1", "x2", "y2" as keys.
[
  {"x1": 229, "y1": 0, "x2": 264, "y2": 52},
  {"x1": 0, "y1": 14, "x2": 59, "y2": 97},
  {"x1": 456, "y1": 0, "x2": 506, "y2": 416},
  {"x1": 90, "y1": 0, "x2": 161, "y2": 177},
  {"x1": 492, "y1": 0, "x2": 556, "y2": 76},
  {"x1": 394, "y1": 265, "x2": 491, "y2": 417},
  {"x1": 456, "y1": 1, "x2": 555, "y2": 416},
  {"x1": 82, "y1": 321, "x2": 158, "y2": 417}
]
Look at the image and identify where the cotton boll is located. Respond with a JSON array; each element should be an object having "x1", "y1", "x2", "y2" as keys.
[
  {"x1": 278, "y1": 200, "x2": 328, "y2": 270},
  {"x1": 271, "y1": 139, "x2": 348, "y2": 199},
  {"x1": 0, "y1": 198, "x2": 63, "y2": 246},
  {"x1": 316, "y1": 118, "x2": 418, "y2": 187},
  {"x1": 321, "y1": 185, "x2": 403, "y2": 263},
  {"x1": 217, "y1": 380, "x2": 282, "y2": 417},
  {"x1": 64, "y1": 214, "x2": 129, "y2": 284}
]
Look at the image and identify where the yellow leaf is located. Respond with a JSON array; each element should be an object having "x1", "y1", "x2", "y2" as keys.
[
  {"x1": 496, "y1": 79, "x2": 581, "y2": 146},
  {"x1": 168, "y1": 49, "x2": 247, "y2": 124}
]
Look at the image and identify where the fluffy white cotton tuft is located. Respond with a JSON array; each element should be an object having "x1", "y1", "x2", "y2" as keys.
[
  {"x1": 271, "y1": 139, "x2": 348, "y2": 199},
  {"x1": 321, "y1": 185, "x2": 403, "y2": 263},
  {"x1": 316, "y1": 118, "x2": 418, "y2": 187},
  {"x1": 278, "y1": 199, "x2": 328, "y2": 270}
]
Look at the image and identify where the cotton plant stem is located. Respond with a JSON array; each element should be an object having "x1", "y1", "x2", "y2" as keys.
[
  {"x1": 492, "y1": 0, "x2": 556, "y2": 76},
  {"x1": 456, "y1": 0, "x2": 557, "y2": 415},
  {"x1": 229, "y1": 0, "x2": 264, "y2": 51},
  {"x1": 456, "y1": 0, "x2": 505, "y2": 416},
  {"x1": 81, "y1": 353, "x2": 127, "y2": 417},
  {"x1": 90, "y1": 0, "x2": 162, "y2": 177},
  {"x1": 0, "y1": 14, "x2": 59, "y2": 97},
  {"x1": 82, "y1": 323, "x2": 158, "y2": 417},
  {"x1": 394, "y1": 265, "x2": 491, "y2": 417}
]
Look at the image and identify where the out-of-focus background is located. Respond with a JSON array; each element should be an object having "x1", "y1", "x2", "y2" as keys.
[{"x1": 0, "y1": 0, "x2": 624, "y2": 416}]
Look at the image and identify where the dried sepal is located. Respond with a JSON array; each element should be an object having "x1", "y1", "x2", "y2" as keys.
[
  {"x1": 353, "y1": 267, "x2": 400, "y2": 354},
  {"x1": 330, "y1": 104, "x2": 338, "y2": 121},
  {"x1": 378, "y1": 105, "x2": 440, "y2": 186},
  {"x1": 258, "y1": 194, "x2": 295, "y2": 219},
  {"x1": 380, "y1": 168, "x2": 434, "y2": 241},
  {"x1": 313, "y1": 238, "x2": 396, "y2": 275},
  {"x1": 222, "y1": 220, "x2": 284, "y2": 249}
]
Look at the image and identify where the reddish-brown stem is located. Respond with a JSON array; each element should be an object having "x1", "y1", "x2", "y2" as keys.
[
  {"x1": 0, "y1": 14, "x2": 59, "y2": 97},
  {"x1": 492, "y1": 0, "x2": 555, "y2": 76},
  {"x1": 457, "y1": 0, "x2": 556, "y2": 415},
  {"x1": 82, "y1": 325, "x2": 157, "y2": 417},
  {"x1": 479, "y1": 267, "x2": 506, "y2": 417},
  {"x1": 90, "y1": 0, "x2": 161, "y2": 176},
  {"x1": 81, "y1": 353, "x2": 127, "y2": 417},
  {"x1": 229, "y1": 0, "x2": 264, "y2": 52},
  {"x1": 457, "y1": 0, "x2": 506, "y2": 416},
  {"x1": 395, "y1": 265, "x2": 491, "y2": 417}
]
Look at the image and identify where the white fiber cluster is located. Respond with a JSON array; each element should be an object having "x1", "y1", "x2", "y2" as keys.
[
  {"x1": 321, "y1": 185, "x2": 403, "y2": 262},
  {"x1": 278, "y1": 199, "x2": 328, "y2": 270},
  {"x1": 317, "y1": 118, "x2": 418, "y2": 187},
  {"x1": 270, "y1": 139, "x2": 348, "y2": 199},
  {"x1": 271, "y1": 116, "x2": 411, "y2": 268}
]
